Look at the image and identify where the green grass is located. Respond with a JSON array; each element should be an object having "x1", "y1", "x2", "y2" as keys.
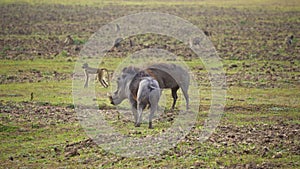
[
  {"x1": 226, "y1": 86, "x2": 300, "y2": 107},
  {"x1": 1, "y1": 0, "x2": 300, "y2": 168},
  {"x1": 0, "y1": 58, "x2": 74, "y2": 75},
  {"x1": 0, "y1": 52, "x2": 299, "y2": 168},
  {"x1": 0, "y1": 124, "x2": 19, "y2": 132},
  {"x1": 0, "y1": 122, "x2": 86, "y2": 167},
  {"x1": 1, "y1": 57, "x2": 298, "y2": 120},
  {"x1": 0, "y1": 80, "x2": 72, "y2": 105},
  {"x1": 223, "y1": 106, "x2": 300, "y2": 126}
]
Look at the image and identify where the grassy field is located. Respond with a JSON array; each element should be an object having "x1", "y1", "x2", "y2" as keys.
[{"x1": 1, "y1": 0, "x2": 300, "y2": 168}]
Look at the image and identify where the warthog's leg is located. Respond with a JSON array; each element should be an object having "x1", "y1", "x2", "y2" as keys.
[
  {"x1": 181, "y1": 85, "x2": 189, "y2": 110},
  {"x1": 135, "y1": 103, "x2": 142, "y2": 127},
  {"x1": 129, "y1": 97, "x2": 137, "y2": 124},
  {"x1": 171, "y1": 86, "x2": 179, "y2": 110},
  {"x1": 129, "y1": 98, "x2": 138, "y2": 125},
  {"x1": 131, "y1": 103, "x2": 137, "y2": 125},
  {"x1": 135, "y1": 103, "x2": 146, "y2": 127},
  {"x1": 149, "y1": 89, "x2": 160, "y2": 129},
  {"x1": 148, "y1": 107, "x2": 155, "y2": 129}
]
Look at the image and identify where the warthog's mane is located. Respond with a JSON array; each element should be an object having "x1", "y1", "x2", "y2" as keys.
[{"x1": 121, "y1": 66, "x2": 140, "y2": 75}]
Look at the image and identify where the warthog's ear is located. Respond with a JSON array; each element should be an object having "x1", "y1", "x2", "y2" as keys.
[{"x1": 82, "y1": 63, "x2": 88, "y2": 68}]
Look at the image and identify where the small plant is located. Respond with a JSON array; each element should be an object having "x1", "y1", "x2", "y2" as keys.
[
  {"x1": 73, "y1": 36, "x2": 87, "y2": 45},
  {"x1": 277, "y1": 48, "x2": 285, "y2": 54},
  {"x1": 3, "y1": 45, "x2": 11, "y2": 51},
  {"x1": 58, "y1": 50, "x2": 68, "y2": 57},
  {"x1": 15, "y1": 46, "x2": 25, "y2": 51},
  {"x1": 31, "y1": 123, "x2": 40, "y2": 129},
  {"x1": 240, "y1": 20, "x2": 247, "y2": 25},
  {"x1": 0, "y1": 45, "x2": 11, "y2": 57},
  {"x1": 0, "y1": 50, "x2": 5, "y2": 57},
  {"x1": 0, "y1": 124, "x2": 18, "y2": 132}
]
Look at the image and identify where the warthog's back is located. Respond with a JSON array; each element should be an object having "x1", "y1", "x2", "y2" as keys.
[{"x1": 146, "y1": 63, "x2": 190, "y2": 89}]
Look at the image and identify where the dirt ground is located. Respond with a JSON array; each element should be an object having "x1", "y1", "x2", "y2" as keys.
[{"x1": 1, "y1": 1, "x2": 300, "y2": 168}]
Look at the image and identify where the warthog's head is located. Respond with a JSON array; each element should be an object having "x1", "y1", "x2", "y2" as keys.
[
  {"x1": 109, "y1": 66, "x2": 140, "y2": 105},
  {"x1": 109, "y1": 74, "x2": 127, "y2": 105}
]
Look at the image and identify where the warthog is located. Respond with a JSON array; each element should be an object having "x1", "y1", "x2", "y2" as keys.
[
  {"x1": 145, "y1": 63, "x2": 190, "y2": 110},
  {"x1": 110, "y1": 67, "x2": 161, "y2": 128},
  {"x1": 110, "y1": 63, "x2": 189, "y2": 111}
]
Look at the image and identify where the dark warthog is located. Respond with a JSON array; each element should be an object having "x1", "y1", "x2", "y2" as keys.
[
  {"x1": 109, "y1": 63, "x2": 189, "y2": 110},
  {"x1": 110, "y1": 67, "x2": 161, "y2": 128},
  {"x1": 145, "y1": 63, "x2": 190, "y2": 110}
]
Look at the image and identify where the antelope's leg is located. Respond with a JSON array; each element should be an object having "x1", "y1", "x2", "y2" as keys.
[
  {"x1": 84, "y1": 70, "x2": 89, "y2": 88},
  {"x1": 98, "y1": 70, "x2": 109, "y2": 88},
  {"x1": 100, "y1": 79, "x2": 109, "y2": 88}
]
